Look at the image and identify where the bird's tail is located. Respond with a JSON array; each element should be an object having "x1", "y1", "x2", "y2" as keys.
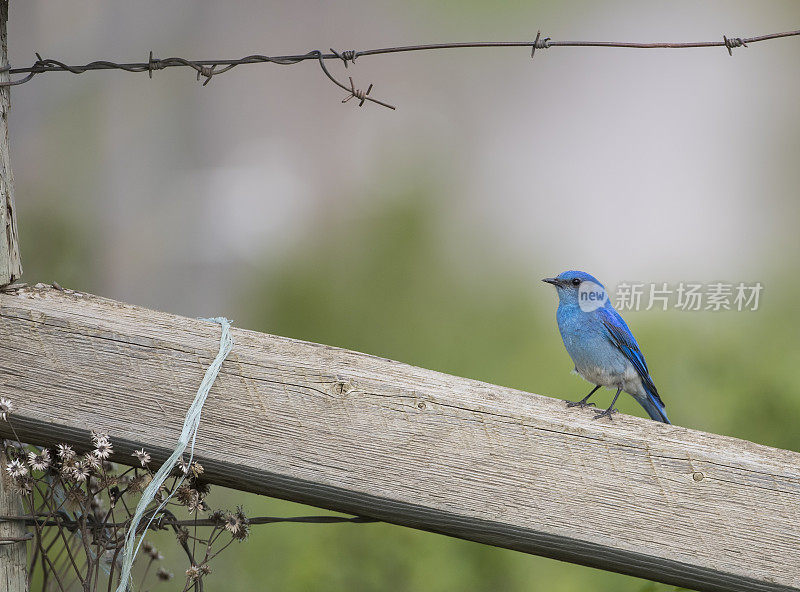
[{"x1": 638, "y1": 387, "x2": 670, "y2": 424}]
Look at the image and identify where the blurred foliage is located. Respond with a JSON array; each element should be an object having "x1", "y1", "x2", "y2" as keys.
[{"x1": 18, "y1": 205, "x2": 98, "y2": 291}]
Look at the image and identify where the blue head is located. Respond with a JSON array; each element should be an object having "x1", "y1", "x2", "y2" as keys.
[{"x1": 542, "y1": 270, "x2": 609, "y2": 310}]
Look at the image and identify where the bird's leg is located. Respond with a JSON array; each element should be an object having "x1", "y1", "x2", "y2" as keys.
[
  {"x1": 566, "y1": 384, "x2": 601, "y2": 409},
  {"x1": 594, "y1": 387, "x2": 622, "y2": 420}
]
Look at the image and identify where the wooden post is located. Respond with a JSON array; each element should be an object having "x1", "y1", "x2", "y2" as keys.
[
  {"x1": 0, "y1": 286, "x2": 798, "y2": 592},
  {"x1": 0, "y1": 1, "x2": 26, "y2": 589},
  {"x1": 0, "y1": 0, "x2": 21, "y2": 287},
  {"x1": 0, "y1": 447, "x2": 27, "y2": 592}
]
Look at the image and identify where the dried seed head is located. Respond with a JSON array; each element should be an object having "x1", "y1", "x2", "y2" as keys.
[
  {"x1": 99, "y1": 473, "x2": 119, "y2": 490},
  {"x1": 5, "y1": 458, "x2": 28, "y2": 478},
  {"x1": 0, "y1": 397, "x2": 12, "y2": 421},
  {"x1": 27, "y1": 449, "x2": 51, "y2": 471},
  {"x1": 91, "y1": 431, "x2": 110, "y2": 447},
  {"x1": 224, "y1": 512, "x2": 241, "y2": 534},
  {"x1": 93, "y1": 440, "x2": 113, "y2": 460},
  {"x1": 82, "y1": 453, "x2": 101, "y2": 471},
  {"x1": 57, "y1": 444, "x2": 76, "y2": 462},
  {"x1": 156, "y1": 568, "x2": 173, "y2": 581},
  {"x1": 176, "y1": 527, "x2": 189, "y2": 545},
  {"x1": 185, "y1": 564, "x2": 211, "y2": 580},
  {"x1": 71, "y1": 462, "x2": 90, "y2": 483},
  {"x1": 235, "y1": 506, "x2": 250, "y2": 539},
  {"x1": 186, "y1": 492, "x2": 206, "y2": 514},
  {"x1": 176, "y1": 482, "x2": 207, "y2": 513},
  {"x1": 175, "y1": 483, "x2": 194, "y2": 506},
  {"x1": 176, "y1": 458, "x2": 204, "y2": 477},
  {"x1": 224, "y1": 506, "x2": 250, "y2": 540},
  {"x1": 145, "y1": 542, "x2": 162, "y2": 561},
  {"x1": 132, "y1": 448, "x2": 150, "y2": 467},
  {"x1": 10, "y1": 476, "x2": 33, "y2": 495},
  {"x1": 59, "y1": 461, "x2": 76, "y2": 478}
]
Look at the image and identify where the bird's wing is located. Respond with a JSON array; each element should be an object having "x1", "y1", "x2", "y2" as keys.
[{"x1": 596, "y1": 306, "x2": 664, "y2": 407}]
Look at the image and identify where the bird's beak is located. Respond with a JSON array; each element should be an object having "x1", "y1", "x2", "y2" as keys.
[{"x1": 542, "y1": 277, "x2": 561, "y2": 286}]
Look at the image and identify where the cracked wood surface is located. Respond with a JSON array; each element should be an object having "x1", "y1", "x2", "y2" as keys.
[
  {"x1": 0, "y1": 0, "x2": 21, "y2": 287},
  {"x1": 0, "y1": 285, "x2": 798, "y2": 591},
  {"x1": 0, "y1": 5, "x2": 27, "y2": 591}
]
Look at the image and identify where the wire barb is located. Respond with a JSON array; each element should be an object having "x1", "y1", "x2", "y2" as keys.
[
  {"x1": 147, "y1": 51, "x2": 165, "y2": 78},
  {"x1": 0, "y1": 28, "x2": 796, "y2": 109},
  {"x1": 315, "y1": 51, "x2": 396, "y2": 110},
  {"x1": 342, "y1": 76, "x2": 372, "y2": 106},
  {"x1": 330, "y1": 48, "x2": 358, "y2": 68},
  {"x1": 531, "y1": 30, "x2": 551, "y2": 58},
  {"x1": 196, "y1": 64, "x2": 216, "y2": 85},
  {"x1": 723, "y1": 35, "x2": 748, "y2": 56}
]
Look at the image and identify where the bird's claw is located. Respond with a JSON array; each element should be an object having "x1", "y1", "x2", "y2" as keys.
[
  {"x1": 566, "y1": 399, "x2": 596, "y2": 409},
  {"x1": 593, "y1": 407, "x2": 618, "y2": 421}
]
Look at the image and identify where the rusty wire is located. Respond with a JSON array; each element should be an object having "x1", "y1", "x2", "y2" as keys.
[{"x1": 0, "y1": 28, "x2": 798, "y2": 109}]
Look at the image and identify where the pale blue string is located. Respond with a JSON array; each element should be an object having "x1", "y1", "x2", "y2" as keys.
[{"x1": 115, "y1": 317, "x2": 234, "y2": 592}]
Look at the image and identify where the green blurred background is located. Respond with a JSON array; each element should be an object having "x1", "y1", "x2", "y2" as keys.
[{"x1": 8, "y1": 0, "x2": 800, "y2": 590}]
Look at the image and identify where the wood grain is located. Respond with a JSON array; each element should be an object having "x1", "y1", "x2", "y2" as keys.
[
  {"x1": 0, "y1": 285, "x2": 798, "y2": 591},
  {"x1": 0, "y1": 0, "x2": 21, "y2": 287},
  {"x1": 0, "y1": 4, "x2": 27, "y2": 590},
  {"x1": 0, "y1": 449, "x2": 28, "y2": 592}
]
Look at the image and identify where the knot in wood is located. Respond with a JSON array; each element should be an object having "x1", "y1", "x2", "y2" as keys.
[{"x1": 331, "y1": 377, "x2": 355, "y2": 396}]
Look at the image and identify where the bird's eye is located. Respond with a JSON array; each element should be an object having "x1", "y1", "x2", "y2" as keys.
[{"x1": 571, "y1": 278, "x2": 581, "y2": 286}]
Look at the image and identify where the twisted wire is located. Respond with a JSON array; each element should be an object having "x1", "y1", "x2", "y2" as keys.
[{"x1": 0, "y1": 28, "x2": 797, "y2": 108}]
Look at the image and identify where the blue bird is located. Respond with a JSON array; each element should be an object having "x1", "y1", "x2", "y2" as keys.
[{"x1": 543, "y1": 270, "x2": 670, "y2": 423}]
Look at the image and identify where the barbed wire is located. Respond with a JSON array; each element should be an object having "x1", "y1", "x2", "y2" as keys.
[
  {"x1": 0, "y1": 512, "x2": 377, "y2": 531},
  {"x1": 0, "y1": 28, "x2": 798, "y2": 110}
]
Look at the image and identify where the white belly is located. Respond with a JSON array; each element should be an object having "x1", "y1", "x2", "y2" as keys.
[{"x1": 576, "y1": 363, "x2": 644, "y2": 397}]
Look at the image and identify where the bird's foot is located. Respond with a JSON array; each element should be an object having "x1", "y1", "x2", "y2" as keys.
[
  {"x1": 593, "y1": 407, "x2": 618, "y2": 421},
  {"x1": 566, "y1": 398, "x2": 596, "y2": 409}
]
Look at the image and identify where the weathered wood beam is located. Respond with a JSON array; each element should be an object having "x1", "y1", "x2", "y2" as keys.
[
  {"x1": 0, "y1": 3, "x2": 27, "y2": 591},
  {"x1": 0, "y1": 285, "x2": 798, "y2": 592},
  {"x1": 0, "y1": 0, "x2": 21, "y2": 287},
  {"x1": 0, "y1": 448, "x2": 28, "y2": 592}
]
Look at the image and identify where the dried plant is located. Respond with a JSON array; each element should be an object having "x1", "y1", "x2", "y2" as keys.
[
  {"x1": 1, "y1": 403, "x2": 249, "y2": 592},
  {"x1": 0, "y1": 399, "x2": 373, "y2": 592}
]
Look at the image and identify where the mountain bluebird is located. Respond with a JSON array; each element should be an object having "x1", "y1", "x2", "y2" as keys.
[{"x1": 543, "y1": 270, "x2": 670, "y2": 423}]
